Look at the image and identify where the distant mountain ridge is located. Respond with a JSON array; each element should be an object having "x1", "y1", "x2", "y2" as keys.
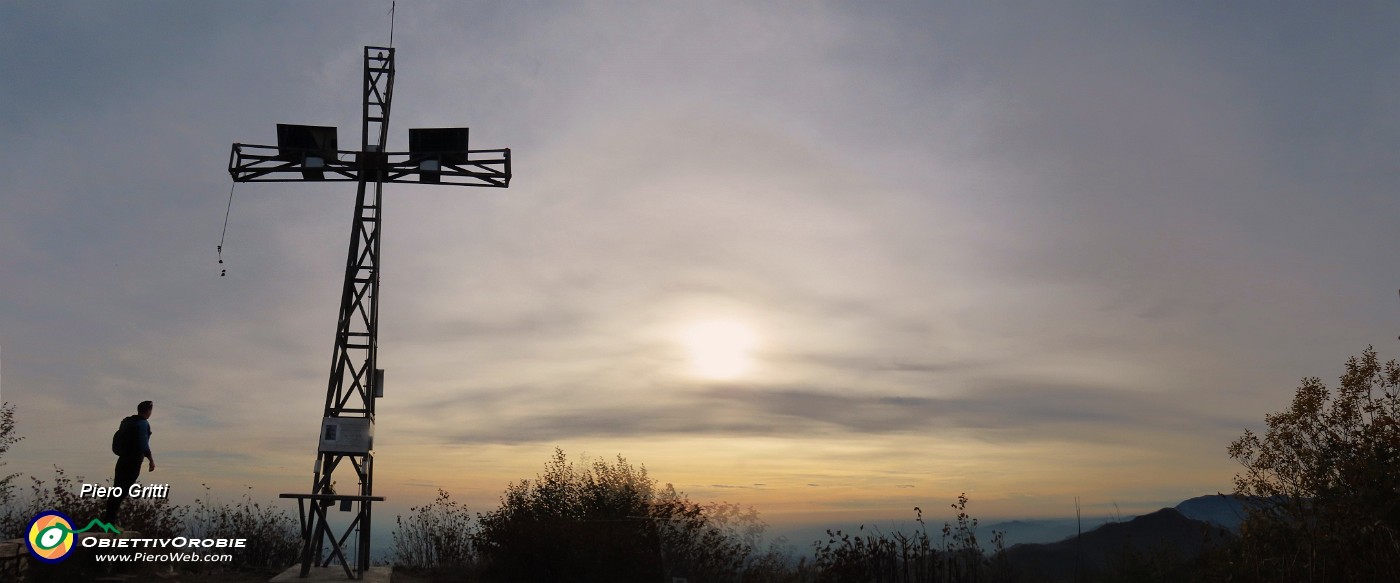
[
  {"x1": 983, "y1": 518, "x2": 1081, "y2": 548},
  {"x1": 779, "y1": 493, "x2": 1264, "y2": 575},
  {"x1": 1173, "y1": 494, "x2": 1262, "y2": 532},
  {"x1": 986, "y1": 494, "x2": 1259, "y2": 548},
  {"x1": 1001, "y1": 507, "x2": 1233, "y2": 579}
]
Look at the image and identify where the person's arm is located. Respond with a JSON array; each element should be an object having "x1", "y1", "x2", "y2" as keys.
[{"x1": 139, "y1": 420, "x2": 155, "y2": 471}]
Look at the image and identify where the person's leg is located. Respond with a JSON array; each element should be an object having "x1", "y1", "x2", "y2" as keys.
[{"x1": 102, "y1": 456, "x2": 143, "y2": 524}]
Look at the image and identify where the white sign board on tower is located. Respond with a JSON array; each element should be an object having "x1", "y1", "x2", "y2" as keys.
[{"x1": 319, "y1": 417, "x2": 374, "y2": 454}]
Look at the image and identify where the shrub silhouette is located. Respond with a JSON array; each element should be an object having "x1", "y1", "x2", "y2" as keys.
[
  {"x1": 186, "y1": 485, "x2": 300, "y2": 571},
  {"x1": 0, "y1": 466, "x2": 185, "y2": 542},
  {"x1": 471, "y1": 447, "x2": 782, "y2": 582},
  {"x1": 813, "y1": 494, "x2": 1006, "y2": 583},
  {"x1": 393, "y1": 488, "x2": 477, "y2": 572},
  {"x1": 0, "y1": 404, "x2": 21, "y2": 515}
]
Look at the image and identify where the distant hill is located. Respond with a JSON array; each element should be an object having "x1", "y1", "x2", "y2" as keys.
[
  {"x1": 1174, "y1": 494, "x2": 1268, "y2": 532},
  {"x1": 987, "y1": 494, "x2": 1262, "y2": 548},
  {"x1": 983, "y1": 518, "x2": 1083, "y2": 547},
  {"x1": 1001, "y1": 507, "x2": 1233, "y2": 579},
  {"x1": 778, "y1": 494, "x2": 1265, "y2": 577}
]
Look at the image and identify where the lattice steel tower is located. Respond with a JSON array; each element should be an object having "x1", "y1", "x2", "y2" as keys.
[{"x1": 229, "y1": 46, "x2": 510, "y2": 579}]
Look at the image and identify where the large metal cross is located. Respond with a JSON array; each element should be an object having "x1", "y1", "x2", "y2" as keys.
[{"x1": 229, "y1": 46, "x2": 510, "y2": 579}]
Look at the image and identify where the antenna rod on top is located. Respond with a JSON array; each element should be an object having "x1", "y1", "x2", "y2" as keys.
[{"x1": 389, "y1": 1, "x2": 397, "y2": 48}]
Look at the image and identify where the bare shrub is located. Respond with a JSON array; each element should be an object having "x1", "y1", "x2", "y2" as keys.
[
  {"x1": 392, "y1": 488, "x2": 477, "y2": 571},
  {"x1": 813, "y1": 494, "x2": 1006, "y2": 583},
  {"x1": 187, "y1": 485, "x2": 300, "y2": 571},
  {"x1": 473, "y1": 447, "x2": 785, "y2": 582}
]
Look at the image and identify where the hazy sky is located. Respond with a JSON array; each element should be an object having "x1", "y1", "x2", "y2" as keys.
[{"x1": 2, "y1": 0, "x2": 1398, "y2": 536}]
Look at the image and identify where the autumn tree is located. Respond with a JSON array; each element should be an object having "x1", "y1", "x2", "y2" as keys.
[{"x1": 1227, "y1": 346, "x2": 1400, "y2": 582}]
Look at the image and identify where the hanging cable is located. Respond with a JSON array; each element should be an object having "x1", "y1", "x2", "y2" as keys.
[
  {"x1": 388, "y1": 1, "x2": 397, "y2": 48},
  {"x1": 217, "y1": 182, "x2": 236, "y2": 277}
]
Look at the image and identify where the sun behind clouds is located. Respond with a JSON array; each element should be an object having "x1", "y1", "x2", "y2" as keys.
[{"x1": 679, "y1": 320, "x2": 759, "y2": 380}]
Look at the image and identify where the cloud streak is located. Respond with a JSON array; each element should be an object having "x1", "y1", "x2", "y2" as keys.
[{"x1": 417, "y1": 378, "x2": 1238, "y2": 448}]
